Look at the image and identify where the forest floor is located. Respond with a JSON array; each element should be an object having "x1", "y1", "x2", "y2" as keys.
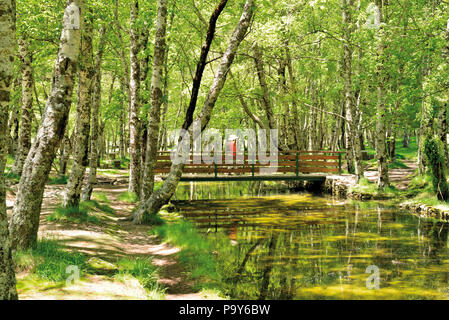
[{"x1": 6, "y1": 172, "x2": 220, "y2": 300}]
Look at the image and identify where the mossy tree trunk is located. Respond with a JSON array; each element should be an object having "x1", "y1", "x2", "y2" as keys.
[
  {"x1": 11, "y1": 38, "x2": 33, "y2": 176},
  {"x1": 82, "y1": 25, "x2": 106, "y2": 202},
  {"x1": 10, "y1": 0, "x2": 84, "y2": 250},
  {"x1": 0, "y1": 0, "x2": 18, "y2": 300},
  {"x1": 424, "y1": 136, "x2": 449, "y2": 201}
]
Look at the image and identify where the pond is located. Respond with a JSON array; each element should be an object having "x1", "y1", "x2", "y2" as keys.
[{"x1": 173, "y1": 181, "x2": 449, "y2": 300}]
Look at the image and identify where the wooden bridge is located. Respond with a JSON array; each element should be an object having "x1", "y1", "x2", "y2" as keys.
[{"x1": 155, "y1": 151, "x2": 344, "y2": 182}]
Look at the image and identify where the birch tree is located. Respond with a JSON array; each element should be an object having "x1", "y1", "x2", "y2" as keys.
[
  {"x1": 10, "y1": 0, "x2": 84, "y2": 250},
  {"x1": 141, "y1": 0, "x2": 168, "y2": 200},
  {"x1": 133, "y1": 0, "x2": 255, "y2": 224},
  {"x1": 375, "y1": 0, "x2": 389, "y2": 188},
  {"x1": 341, "y1": 0, "x2": 364, "y2": 181},
  {"x1": 128, "y1": 0, "x2": 142, "y2": 196},
  {"x1": 82, "y1": 25, "x2": 106, "y2": 201},
  {"x1": 63, "y1": 9, "x2": 94, "y2": 208},
  {"x1": 11, "y1": 38, "x2": 33, "y2": 176}
]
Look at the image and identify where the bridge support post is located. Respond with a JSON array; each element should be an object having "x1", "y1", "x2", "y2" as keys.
[
  {"x1": 296, "y1": 153, "x2": 299, "y2": 177},
  {"x1": 214, "y1": 163, "x2": 218, "y2": 179},
  {"x1": 338, "y1": 153, "x2": 342, "y2": 174}
]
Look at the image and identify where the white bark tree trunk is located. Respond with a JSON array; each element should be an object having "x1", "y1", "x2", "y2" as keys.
[
  {"x1": 63, "y1": 10, "x2": 94, "y2": 208},
  {"x1": 141, "y1": 0, "x2": 168, "y2": 200},
  {"x1": 10, "y1": 0, "x2": 84, "y2": 250},
  {"x1": 128, "y1": 0, "x2": 142, "y2": 196}
]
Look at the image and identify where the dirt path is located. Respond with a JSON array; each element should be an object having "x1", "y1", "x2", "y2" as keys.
[
  {"x1": 363, "y1": 160, "x2": 418, "y2": 190},
  {"x1": 7, "y1": 180, "x2": 208, "y2": 300}
]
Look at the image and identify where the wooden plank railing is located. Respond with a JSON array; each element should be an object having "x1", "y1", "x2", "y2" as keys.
[{"x1": 155, "y1": 151, "x2": 344, "y2": 179}]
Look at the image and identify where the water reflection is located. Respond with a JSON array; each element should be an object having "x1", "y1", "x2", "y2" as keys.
[{"x1": 174, "y1": 182, "x2": 449, "y2": 300}]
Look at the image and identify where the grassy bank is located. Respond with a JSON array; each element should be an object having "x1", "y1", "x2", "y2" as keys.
[{"x1": 150, "y1": 213, "x2": 227, "y2": 299}]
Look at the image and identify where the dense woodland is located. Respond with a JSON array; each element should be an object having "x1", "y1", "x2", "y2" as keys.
[{"x1": 1, "y1": 0, "x2": 449, "y2": 300}]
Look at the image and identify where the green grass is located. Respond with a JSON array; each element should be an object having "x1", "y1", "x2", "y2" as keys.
[
  {"x1": 48, "y1": 175, "x2": 69, "y2": 185},
  {"x1": 6, "y1": 155, "x2": 14, "y2": 166},
  {"x1": 151, "y1": 220, "x2": 221, "y2": 291},
  {"x1": 116, "y1": 258, "x2": 163, "y2": 292},
  {"x1": 47, "y1": 203, "x2": 101, "y2": 224},
  {"x1": 349, "y1": 177, "x2": 399, "y2": 199},
  {"x1": 92, "y1": 192, "x2": 110, "y2": 203},
  {"x1": 14, "y1": 239, "x2": 87, "y2": 282},
  {"x1": 4, "y1": 171, "x2": 20, "y2": 183},
  {"x1": 118, "y1": 191, "x2": 138, "y2": 203}
]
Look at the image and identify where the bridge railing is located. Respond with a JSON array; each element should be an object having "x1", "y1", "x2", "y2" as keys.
[{"x1": 155, "y1": 150, "x2": 345, "y2": 178}]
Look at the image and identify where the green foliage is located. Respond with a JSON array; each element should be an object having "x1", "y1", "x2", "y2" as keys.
[
  {"x1": 423, "y1": 136, "x2": 449, "y2": 201},
  {"x1": 14, "y1": 239, "x2": 87, "y2": 282}
]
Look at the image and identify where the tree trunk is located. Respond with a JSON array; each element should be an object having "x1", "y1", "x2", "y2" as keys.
[
  {"x1": 375, "y1": 0, "x2": 389, "y2": 188},
  {"x1": 0, "y1": 0, "x2": 18, "y2": 300},
  {"x1": 128, "y1": 0, "x2": 142, "y2": 196},
  {"x1": 253, "y1": 44, "x2": 276, "y2": 131},
  {"x1": 82, "y1": 25, "x2": 106, "y2": 201},
  {"x1": 11, "y1": 38, "x2": 33, "y2": 176},
  {"x1": 141, "y1": 0, "x2": 169, "y2": 200},
  {"x1": 63, "y1": 10, "x2": 94, "y2": 208},
  {"x1": 342, "y1": 0, "x2": 364, "y2": 181},
  {"x1": 10, "y1": 0, "x2": 84, "y2": 250},
  {"x1": 133, "y1": 0, "x2": 255, "y2": 224}
]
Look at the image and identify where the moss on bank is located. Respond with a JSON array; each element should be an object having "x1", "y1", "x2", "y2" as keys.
[{"x1": 348, "y1": 178, "x2": 400, "y2": 200}]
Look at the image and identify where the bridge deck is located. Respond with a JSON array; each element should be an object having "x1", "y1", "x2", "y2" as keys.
[{"x1": 156, "y1": 151, "x2": 344, "y2": 182}]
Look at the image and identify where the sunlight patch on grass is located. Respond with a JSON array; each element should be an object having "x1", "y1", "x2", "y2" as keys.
[
  {"x1": 47, "y1": 204, "x2": 101, "y2": 224},
  {"x1": 118, "y1": 191, "x2": 138, "y2": 203}
]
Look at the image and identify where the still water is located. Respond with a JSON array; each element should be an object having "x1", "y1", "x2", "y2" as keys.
[{"x1": 173, "y1": 182, "x2": 449, "y2": 300}]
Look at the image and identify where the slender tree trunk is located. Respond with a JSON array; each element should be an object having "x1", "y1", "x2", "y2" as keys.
[
  {"x1": 375, "y1": 0, "x2": 389, "y2": 188},
  {"x1": 0, "y1": 0, "x2": 18, "y2": 300},
  {"x1": 253, "y1": 44, "x2": 276, "y2": 131},
  {"x1": 59, "y1": 132, "x2": 72, "y2": 177},
  {"x1": 128, "y1": 0, "x2": 142, "y2": 196},
  {"x1": 82, "y1": 25, "x2": 106, "y2": 201},
  {"x1": 133, "y1": 0, "x2": 255, "y2": 224},
  {"x1": 285, "y1": 43, "x2": 301, "y2": 151},
  {"x1": 7, "y1": 89, "x2": 19, "y2": 157},
  {"x1": 141, "y1": 0, "x2": 169, "y2": 200},
  {"x1": 63, "y1": 11, "x2": 94, "y2": 208},
  {"x1": 10, "y1": 0, "x2": 84, "y2": 250},
  {"x1": 342, "y1": 0, "x2": 364, "y2": 181},
  {"x1": 11, "y1": 38, "x2": 33, "y2": 176}
]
